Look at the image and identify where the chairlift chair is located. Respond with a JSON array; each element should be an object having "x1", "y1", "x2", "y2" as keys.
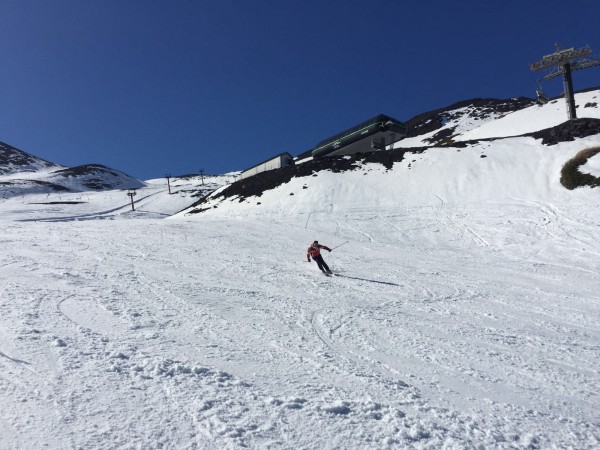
[{"x1": 536, "y1": 80, "x2": 549, "y2": 105}]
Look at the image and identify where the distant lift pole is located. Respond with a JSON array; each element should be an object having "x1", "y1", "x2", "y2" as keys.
[
  {"x1": 127, "y1": 189, "x2": 137, "y2": 211},
  {"x1": 165, "y1": 173, "x2": 172, "y2": 194},
  {"x1": 530, "y1": 44, "x2": 600, "y2": 120}
]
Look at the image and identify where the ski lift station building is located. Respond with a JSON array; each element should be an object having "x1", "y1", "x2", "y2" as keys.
[
  {"x1": 239, "y1": 114, "x2": 406, "y2": 180},
  {"x1": 311, "y1": 114, "x2": 407, "y2": 158},
  {"x1": 240, "y1": 152, "x2": 294, "y2": 180}
]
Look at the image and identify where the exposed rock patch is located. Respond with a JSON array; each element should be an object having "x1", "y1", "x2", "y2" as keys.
[
  {"x1": 528, "y1": 118, "x2": 600, "y2": 146},
  {"x1": 560, "y1": 146, "x2": 600, "y2": 190}
]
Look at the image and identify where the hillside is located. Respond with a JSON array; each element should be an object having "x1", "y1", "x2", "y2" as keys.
[
  {"x1": 1, "y1": 89, "x2": 599, "y2": 449},
  {"x1": 0, "y1": 140, "x2": 237, "y2": 216},
  {"x1": 180, "y1": 89, "x2": 600, "y2": 218}
]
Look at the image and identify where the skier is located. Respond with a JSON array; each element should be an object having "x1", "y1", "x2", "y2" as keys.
[{"x1": 307, "y1": 240, "x2": 333, "y2": 274}]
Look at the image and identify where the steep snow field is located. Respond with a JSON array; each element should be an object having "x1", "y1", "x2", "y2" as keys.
[
  {"x1": 1, "y1": 93, "x2": 600, "y2": 449},
  {"x1": 456, "y1": 91, "x2": 600, "y2": 141},
  {"x1": 395, "y1": 90, "x2": 600, "y2": 148}
]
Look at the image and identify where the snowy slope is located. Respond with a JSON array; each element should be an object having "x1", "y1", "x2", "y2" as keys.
[
  {"x1": 582, "y1": 153, "x2": 600, "y2": 176},
  {"x1": 397, "y1": 97, "x2": 534, "y2": 148},
  {"x1": 0, "y1": 137, "x2": 239, "y2": 217},
  {"x1": 458, "y1": 90, "x2": 600, "y2": 141},
  {"x1": 395, "y1": 90, "x2": 599, "y2": 147},
  {"x1": 0, "y1": 140, "x2": 154, "y2": 200},
  {"x1": 1, "y1": 90, "x2": 600, "y2": 449},
  {"x1": 0, "y1": 164, "x2": 147, "y2": 199},
  {"x1": 0, "y1": 173, "x2": 238, "y2": 221}
]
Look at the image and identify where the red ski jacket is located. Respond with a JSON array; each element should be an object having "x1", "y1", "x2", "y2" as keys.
[{"x1": 307, "y1": 243, "x2": 331, "y2": 261}]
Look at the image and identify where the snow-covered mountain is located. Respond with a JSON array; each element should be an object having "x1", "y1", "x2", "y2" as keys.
[
  {"x1": 0, "y1": 141, "x2": 60, "y2": 175},
  {"x1": 0, "y1": 141, "x2": 147, "y2": 199},
  {"x1": 1, "y1": 88, "x2": 599, "y2": 449}
]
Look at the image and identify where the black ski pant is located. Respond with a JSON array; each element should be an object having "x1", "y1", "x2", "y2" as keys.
[{"x1": 313, "y1": 255, "x2": 330, "y2": 273}]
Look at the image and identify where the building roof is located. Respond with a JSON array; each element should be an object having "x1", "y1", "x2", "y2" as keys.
[{"x1": 315, "y1": 114, "x2": 405, "y2": 149}]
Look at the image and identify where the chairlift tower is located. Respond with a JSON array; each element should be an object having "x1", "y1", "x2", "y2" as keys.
[
  {"x1": 165, "y1": 174, "x2": 172, "y2": 194},
  {"x1": 530, "y1": 44, "x2": 600, "y2": 120},
  {"x1": 127, "y1": 189, "x2": 137, "y2": 211}
]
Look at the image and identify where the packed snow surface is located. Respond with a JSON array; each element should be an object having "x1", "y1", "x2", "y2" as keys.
[
  {"x1": 2, "y1": 195, "x2": 599, "y2": 449},
  {"x1": 580, "y1": 152, "x2": 600, "y2": 177},
  {"x1": 1, "y1": 91, "x2": 600, "y2": 448}
]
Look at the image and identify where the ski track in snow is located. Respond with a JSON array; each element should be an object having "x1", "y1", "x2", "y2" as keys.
[{"x1": 1, "y1": 198, "x2": 599, "y2": 449}]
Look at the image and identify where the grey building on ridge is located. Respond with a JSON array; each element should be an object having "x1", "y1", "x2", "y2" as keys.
[{"x1": 240, "y1": 152, "x2": 294, "y2": 180}]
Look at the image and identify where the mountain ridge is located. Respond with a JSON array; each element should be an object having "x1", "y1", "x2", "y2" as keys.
[
  {"x1": 0, "y1": 142, "x2": 145, "y2": 197},
  {"x1": 0, "y1": 141, "x2": 60, "y2": 175}
]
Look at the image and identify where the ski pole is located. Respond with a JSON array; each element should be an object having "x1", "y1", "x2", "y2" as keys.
[
  {"x1": 304, "y1": 212, "x2": 312, "y2": 229},
  {"x1": 331, "y1": 240, "x2": 349, "y2": 251}
]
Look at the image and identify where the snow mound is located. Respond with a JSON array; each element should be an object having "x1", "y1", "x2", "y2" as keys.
[{"x1": 47, "y1": 164, "x2": 146, "y2": 191}]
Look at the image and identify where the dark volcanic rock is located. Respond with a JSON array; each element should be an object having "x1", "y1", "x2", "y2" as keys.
[
  {"x1": 528, "y1": 118, "x2": 600, "y2": 146},
  {"x1": 424, "y1": 127, "x2": 456, "y2": 145}
]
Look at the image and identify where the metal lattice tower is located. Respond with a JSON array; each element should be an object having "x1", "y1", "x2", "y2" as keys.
[{"x1": 530, "y1": 44, "x2": 600, "y2": 120}]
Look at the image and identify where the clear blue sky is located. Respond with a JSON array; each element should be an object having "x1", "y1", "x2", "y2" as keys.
[{"x1": 1, "y1": 0, "x2": 599, "y2": 179}]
